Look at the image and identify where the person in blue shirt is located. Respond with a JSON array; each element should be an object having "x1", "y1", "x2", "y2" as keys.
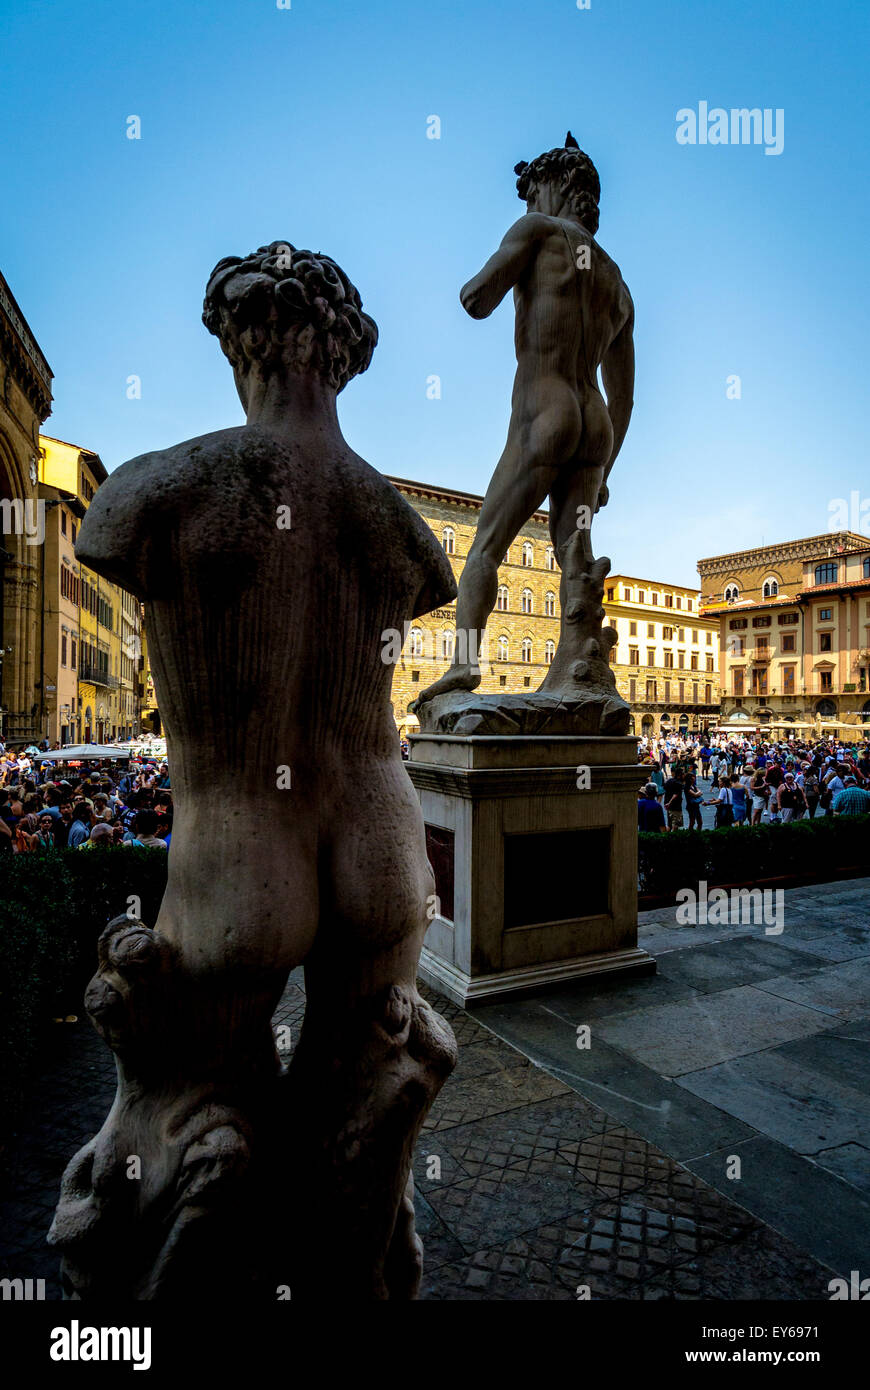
[
  {"x1": 66, "y1": 801, "x2": 94, "y2": 849},
  {"x1": 638, "y1": 784, "x2": 666, "y2": 833}
]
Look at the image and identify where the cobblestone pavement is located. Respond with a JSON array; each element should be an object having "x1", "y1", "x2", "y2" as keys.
[{"x1": 1, "y1": 908, "x2": 855, "y2": 1300}]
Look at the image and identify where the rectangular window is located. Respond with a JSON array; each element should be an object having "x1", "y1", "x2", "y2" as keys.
[
  {"x1": 664, "y1": 680, "x2": 671, "y2": 702},
  {"x1": 678, "y1": 681, "x2": 685, "y2": 702},
  {"x1": 783, "y1": 665, "x2": 795, "y2": 694},
  {"x1": 71, "y1": 637, "x2": 77, "y2": 669},
  {"x1": 629, "y1": 678, "x2": 636, "y2": 701},
  {"x1": 61, "y1": 633, "x2": 67, "y2": 666},
  {"x1": 647, "y1": 623, "x2": 655, "y2": 638},
  {"x1": 707, "y1": 632, "x2": 713, "y2": 644},
  {"x1": 733, "y1": 669, "x2": 744, "y2": 696},
  {"x1": 678, "y1": 652, "x2": 685, "y2": 668},
  {"x1": 692, "y1": 630, "x2": 698, "y2": 643},
  {"x1": 820, "y1": 608, "x2": 833, "y2": 621},
  {"x1": 819, "y1": 632, "x2": 832, "y2": 652},
  {"x1": 707, "y1": 655, "x2": 714, "y2": 671},
  {"x1": 665, "y1": 594, "x2": 673, "y2": 608},
  {"x1": 662, "y1": 626, "x2": 673, "y2": 640},
  {"x1": 820, "y1": 670, "x2": 832, "y2": 691},
  {"x1": 676, "y1": 596, "x2": 682, "y2": 609},
  {"x1": 637, "y1": 590, "x2": 645, "y2": 604},
  {"x1": 756, "y1": 636, "x2": 769, "y2": 652},
  {"x1": 651, "y1": 594, "x2": 658, "y2": 606},
  {"x1": 663, "y1": 651, "x2": 674, "y2": 668},
  {"x1": 646, "y1": 679, "x2": 656, "y2": 700},
  {"x1": 692, "y1": 681, "x2": 699, "y2": 702},
  {"x1": 778, "y1": 613, "x2": 799, "y2": 625},
  {"x1": 647, "y1": 648, "x2": 655, "y2": 665},
  {"x1": 782, "y1": 633, "x2": 796, "y2": 652},
  {"x1": 729, "y1": 619, "x2": 747, "y2": 630},
  {"x1": 688, "y1": 599, "x2": 693, "y2": 611},
  {"x1": 690, "y1": 654, "x2": 698, "y2": 670},
  {"x1": 624, "y1": 588, "x2": 632, "y2": 601},
  {"x1": 61, "y1": 510, "x2": 67, "y2": 536},
  {"x1": 752, "y1": 616, "x2": 771, "y2": 628},
  {"x1": 629, "y1": 646, "x2": 639, "y2": 666},
  {"x1": 629, "y1": 621, "x2": 637, "y2": 636}
]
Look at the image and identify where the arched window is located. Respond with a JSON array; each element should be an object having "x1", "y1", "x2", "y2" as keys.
[
  {"x1": 815, "y1": 563, "x2": 837, "y2": 585},
  {"x1": 497, "y1": 635, "x2": 509, "y2": 662},
  {"x1": 816, "y1": 699, "x2": 836, "y2": 718},
  {"x1": 521, "y1": 588, "x2": 533, "y2": 614},
  {"x1": 408, "y1": 627, "x2": 424, "y2": 657},
  {"x1": 724, "y1": 583, "x2": 739, "y2": 602},
  {"x1": 442, "y1": 527, "x2": 455, "y2": 555},
  {"x1": 522, "y1": 541, "x2": 533, "y2": 568},
  {"x1": 545, "y1": 545, "x2": 556, "y2": 571},
  {"x1": 762, "y1": 576, "x2": 779, "y2": 598},
  {"x1": 521, "y1": 638, "x2": 533, "y2": 663},
  {"x1": 496, "y1": 585, "x2": 509, "y2": 611},
  {"x1": 544, "y1": 590, "x2": 556, "y2": 617},
  {"x1": 544, "y1": 639, "x2": 555, "y2": 664},
  {"x1": 440, "y1": 630, "x2": 454, "y2": 659}
]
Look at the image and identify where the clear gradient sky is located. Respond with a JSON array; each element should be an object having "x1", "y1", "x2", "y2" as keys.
[{"x1": 1, "y1": 0, "x2": 868, "y2": 586}]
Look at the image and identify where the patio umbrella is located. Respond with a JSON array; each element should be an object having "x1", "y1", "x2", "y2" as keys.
[{"x1": 33, "y1": 744, "x2": 133, "y2": 762}]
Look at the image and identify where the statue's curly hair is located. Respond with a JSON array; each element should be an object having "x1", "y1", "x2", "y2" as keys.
[
  {"x1": 514, "y1": 132, "x2": 600, "y2": 235},
  {"x1": 202, "y1": 242, "x2": 378, "y2": 392}
]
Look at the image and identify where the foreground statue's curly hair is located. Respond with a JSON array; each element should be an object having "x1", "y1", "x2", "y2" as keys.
[
  {"x1": 515, "y1": 132, "x2": 600, "y2": 236},
  {"x1": 202, "y1": 242, "x2": 378, "y2": 392}
]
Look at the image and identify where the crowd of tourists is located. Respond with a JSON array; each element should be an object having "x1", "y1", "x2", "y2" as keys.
[
  {"x1": 0, "y1": 741, "x2": 172, "y2": 854},
  {"x1": 636, "y1": 732, "x2": 870, "y2": 833}
]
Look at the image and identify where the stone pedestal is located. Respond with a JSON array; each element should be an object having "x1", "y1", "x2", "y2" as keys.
[{"x1": 407, "y1": 734, "x2": 655, "y2": 1006}]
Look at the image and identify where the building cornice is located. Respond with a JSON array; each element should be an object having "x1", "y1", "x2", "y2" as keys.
[
  {"x1": 390, "y1": 474, "x2": 549, "y2": 525},
  {"x1": 698, "y1": 532, "x2": 867, "y2": 577},
  {"x1": 0, "y1": 271, "x2": 53, "y2": 419}
]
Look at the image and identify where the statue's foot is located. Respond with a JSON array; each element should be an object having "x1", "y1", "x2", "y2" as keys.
[{"x1": 409, "y1": 664, "x2": 481, "y2": 712}]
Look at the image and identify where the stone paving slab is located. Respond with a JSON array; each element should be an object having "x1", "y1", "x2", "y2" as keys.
[
  {"x1": 755, "y1": 958, "x2": 870, "y2": 1020},
  {"x1": 470, "y1": 996, "x2": 758, "y2": 1159},
  {"x1": 675, "y1": 1048, "x2": 870, "y2": 1154},
  {"x1": 591, "y1": 985, "x2": 838, "y2": 1075},
  {"x1": 654, "y1": 936, "x2": 828, "y2": 994},
  {"x1": 686, "y1": 1134, "x2": 869, "y2": 1278}
]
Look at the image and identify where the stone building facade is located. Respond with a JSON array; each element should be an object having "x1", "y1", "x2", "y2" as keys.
[
  {"x1": 39, "y1": 435, "x2": 144, "y2": 743},
  {"x1": 699, "y1": 533, "x2": 870, "y2": 734},
  {"x1": 604, "y1": 574, "x2": 720, "y2": 737},
  {"x1": 0, "y1": 270, "x2": 53, "y2": 743}
]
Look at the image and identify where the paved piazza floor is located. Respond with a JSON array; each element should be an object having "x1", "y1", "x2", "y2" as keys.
[{"x1": 1, "y1": 877, "x2": 867, "y2": 1300}]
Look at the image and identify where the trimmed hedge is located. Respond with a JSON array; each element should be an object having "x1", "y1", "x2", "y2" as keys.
[
  {"x1": 0, "y1": 848, "x2": 168, "y2": 1142},
  {"x1": 639, "y1": 814, "x2": 870, "y2": 900}
]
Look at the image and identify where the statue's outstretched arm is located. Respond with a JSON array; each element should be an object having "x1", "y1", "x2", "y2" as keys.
[
  {"x1": 460, "y1": 215, "x2": 544, "y2": 319},
  {"x1": 601, "y1": 303, "x2": 635, "y2": 483}
]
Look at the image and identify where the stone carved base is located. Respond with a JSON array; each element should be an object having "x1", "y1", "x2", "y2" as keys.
[
  {"x1": 414, "y1": 687, "x2": 629, "y2": 738},
  {"x1": 48, "y1": 915, "x2": 456, "y2": 1301}
]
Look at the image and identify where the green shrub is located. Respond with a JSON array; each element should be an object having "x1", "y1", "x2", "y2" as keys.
[
  {"x1": 0, "y1": 847, "x2": 168, "y2": 1142},
  {"x1": 639, "y1": 814, "x2": 870, "y2": 899}
]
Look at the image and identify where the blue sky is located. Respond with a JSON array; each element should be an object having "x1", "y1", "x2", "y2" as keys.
[{"x1": 2, "y1": 0, "x2": 867, "y2": 587}]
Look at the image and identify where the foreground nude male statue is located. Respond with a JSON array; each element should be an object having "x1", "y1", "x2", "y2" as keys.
[
  {"x1": 414, "y1": 134, "x2": 634, "y2": 732},
  {"x1": 49, "y1": 243, "x2": 457, "y2": 1299}
]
